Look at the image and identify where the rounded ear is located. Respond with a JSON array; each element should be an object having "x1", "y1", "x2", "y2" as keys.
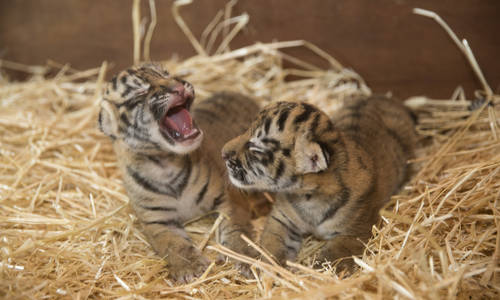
[
  {"x1": 98, "y1": 101, "x2": 119, "y2": 139},
  {"x1": 294, "y1": 133, "x2": 330, "y2": 174}
]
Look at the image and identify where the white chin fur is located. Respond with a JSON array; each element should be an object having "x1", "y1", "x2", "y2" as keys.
[
  {"x1": 228, "y1": 175, "x2": 261, "y2": 190},
  {"x1": 228, "y1": 176, "x2": 248, "y2": 189}
]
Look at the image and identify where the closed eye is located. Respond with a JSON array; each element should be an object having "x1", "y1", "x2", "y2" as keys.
[
  {"x1": 249, "y1": 146, "x2": 265, "y2": 154},
  {"x1": 246, "y1": 142, "x2": 265, "y2": 154}
]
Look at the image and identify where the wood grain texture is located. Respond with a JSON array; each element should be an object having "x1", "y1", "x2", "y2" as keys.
[{"x1": 1, "y1": 0, "x2": 499, "y2": 98}]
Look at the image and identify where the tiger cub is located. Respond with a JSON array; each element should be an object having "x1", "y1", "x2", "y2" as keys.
[
  {"x1": 98, "y1": 63, "x2": 260, "y2": 283},
  {"x1": 222, "y1": 96, "x2": 416, "y2": 269}
]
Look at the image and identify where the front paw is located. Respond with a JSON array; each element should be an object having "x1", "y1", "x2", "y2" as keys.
[
  {"x1": 316, "y1": 251, "x2": 356, "y2": 273},
  {"x1": 316, "y1": 236, "x2": 364, "y2": 273},
  {"x1": 167, "y1": 247, "x2": 210, "y2": 284},
  {"x1": 217, "y1": 244, "x2": 259, "y2": 278}
]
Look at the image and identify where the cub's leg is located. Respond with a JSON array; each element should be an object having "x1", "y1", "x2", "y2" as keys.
[
  {"x1": 142, "y1": 222, "x2": 209, "y2": 284},
  {"x1": 216, "y1": 189, "x2": 258, "y2": 277},
  {"x1": 317, "y1": 235, "x2": 365, "y2": 272},
  {"x1": 259, "y1": 207, "x2": 303, "y2": 266}
]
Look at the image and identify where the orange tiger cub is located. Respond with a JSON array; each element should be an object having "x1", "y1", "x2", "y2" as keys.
[
  {"x1": 222, "y1": 96, "x2": 416, "y2": 269},
  {"x1": 98, "y1": 63, "x2": 260, "y2": 283}
]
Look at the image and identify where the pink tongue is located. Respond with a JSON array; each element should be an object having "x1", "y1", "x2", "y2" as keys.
[{"x1": 164, "y1": 108, "x2": 193, "y2": 136}]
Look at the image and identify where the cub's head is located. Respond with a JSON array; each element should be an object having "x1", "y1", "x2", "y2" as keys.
[
  {"x1": 98, "y1": 63, "x2": 202, "y2": 154},
  {"x1": 222, "y1": 101, "x2": 337, "y2": 192}
]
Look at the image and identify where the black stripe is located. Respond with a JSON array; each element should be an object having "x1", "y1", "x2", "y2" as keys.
[
  {"x1": 126, "y1": 166, "x2": 176, "y2": 197},
  {"x1": 277, "y1": 211, "x2": 301, "y2": 240},
  {"x1": 211, "y1": 193, "x2": 224, "y2": 210},
  {"x1": 261, "y1": 138, "x2": 280, "y2": 149},
  {"x1": 278, "y1": 209, "x2": 300, "y2": 232},
  {"x1": 385, "y1": 127, "x2": 410, "y2": 154},
  {"x1": 274, "y1": 160, "x2": 285, "y2": 181},
  {"x1": 234, "y1": 158, "x2": 243, "y2": 169},
  {"x1": 98, "y1": 110, "x2": 113, "y2": 139},
  {"x1": 132, "y1": 78, "x2": 141, "y2": 86},
  {"x1": 195, "y1": 180, "x2": 209, "y2": 204},
  {"x1": 114, "y1": 96, "x2": 141, "y2": 110},
  {"x1": 145, "y1": 154, "x2": 162, "y2": 165},
  {"x1": 285, "y1": 223, "x2": 301, "y2": 242},
  {"x1": 145, "y1": 219, "x2": 182, "y2": 228},
  {"x1": 268, "y1": 231, "x2": 286, "y2": 244},
  {"x1": 120, "y1": 113, "x2": 131, "y2": 126},
  {"x1": 150, "y1": 102, "x2": 166, "y2": 121},
  {"x1": 310, "y1": 113, "x2": 320, "y2": 133},
  {"x1": 245, "y1": 153, "x2": 258, "y2": 173},
  {"x1": 256, "y1": 167, "x2": 264, "y2": 176},
  {"x1": 166, "y1": 157, "x2": 192, "y2": 193},
  {"x1": 317, "y1": 141, "x2": 331, "y2": 166},
  {"x1": 282, "y1": 148, "x2": 291, "y2": 157},
  {"x1": 294, "y1": 103, "x2": 315, "y2": 124},
  {"x1": 139, "y1": 205, "x2": 177, "y2": 212},
  {"x1": 121, "y1": 85, "x2": 133, "y2": 98},
  {"x1": 248, "y1": 160, "x2": 260, "y2": 176},
  {"x1": 260, "y1": 158, "x2": 269, "y2": 167},
  {"x1": 271, "y1": 216, "x2": 298, "y2": 236},
  {"x1": 287, "y1": 232, "x2": 301, "y2": 243},
  {"x1": 320, "y1": 120, "x2": 334, "y2": 135},
  {"x1": 266, "y1": 150, "x2": 275, "y2": 164},
  {"x1": 127, "y1": 127, "x2": 151, "y2": 142},
  {"x1": 318, "y1": 187, "x2": 351, "y2": 225},
  {"x1": 175, "y1": 158, "x2": 192, "y2": 195},
  {"x1": 264, "y1": 117, "x2": 272, "y2": 134},
  {"x1": 277, "y1": 109, "x2": 290, "y2": 131},
  {"x1": 111, "y1": 76, "x2": 118, "y2": 90},
  {"x1": 271, "y1": 215, "x2": 302, "y2": 243},
  {"x1": 127, "y1": 130, "x2": 149, "y2": 142}
]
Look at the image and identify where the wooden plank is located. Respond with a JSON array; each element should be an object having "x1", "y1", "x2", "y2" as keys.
[{"x1": 0, "y1": 0, "x2": 498, "y2": 98}]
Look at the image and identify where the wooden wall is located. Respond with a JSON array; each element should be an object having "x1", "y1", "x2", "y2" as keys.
[{"x1": 1, "y1": 0, "x2": 499, "y2": 99}]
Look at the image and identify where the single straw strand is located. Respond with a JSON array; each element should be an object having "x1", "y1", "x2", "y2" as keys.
[
  {"x1": 132, "y1": 0, "x2": 142, "y2": 65},
  {"x1": 413, "y1": 8, "x2": 492, "y2": 99}
]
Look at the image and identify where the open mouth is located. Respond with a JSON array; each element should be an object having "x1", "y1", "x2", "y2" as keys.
[{"x1": 160, "y1": 95, "x2": 200, "y2": 142}]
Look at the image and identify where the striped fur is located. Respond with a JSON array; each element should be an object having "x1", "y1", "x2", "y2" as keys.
[
  {"x1": 222, "y1": 95, "x2": 417, "y2": 270},
  {"x1": 98, "y1": 63, "x2": 261, "y2": 283}
]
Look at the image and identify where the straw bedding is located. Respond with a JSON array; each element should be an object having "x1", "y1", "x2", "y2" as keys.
[{"x1": 1, "y1": 2, "x2": 499, "y2": 299}]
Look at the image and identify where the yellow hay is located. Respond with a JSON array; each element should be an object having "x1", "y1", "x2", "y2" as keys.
[{"x1": 1, "y1": 2, "x2": 499, "y2": 299}]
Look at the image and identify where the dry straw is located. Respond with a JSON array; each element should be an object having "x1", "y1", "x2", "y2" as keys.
[{"x1": 1, "y1": 1, "x2": 499, "y2": 299}]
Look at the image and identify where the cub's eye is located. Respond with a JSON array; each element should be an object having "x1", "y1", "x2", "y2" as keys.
[
  {"x1": 246, "y1": 142, "x2": 265, "y2": 154},
  {"x1": 249, "y1": 146, "x2": 265, "y2": 154}
]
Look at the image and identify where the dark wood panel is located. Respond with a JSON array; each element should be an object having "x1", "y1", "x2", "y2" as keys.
[{"x1": 1, "y1": 0, "x2": 499, "y2": 99}]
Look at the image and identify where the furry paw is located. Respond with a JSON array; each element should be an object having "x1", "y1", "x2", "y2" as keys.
[
  {"x1": 216, "y1": 246, "x2": 258, "y2": 278},
  {"x1": 167, "y1": 248, "x2": 210, "y2": 284},
  {"x1": 316, "y1": 235, "x2": 364, "y2": 274},
  {"x1": 235, "y1": 260, "x2": 255, "y2": 278}
]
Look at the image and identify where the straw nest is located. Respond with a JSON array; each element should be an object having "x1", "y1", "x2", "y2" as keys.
[{"x1": 1, "y1": 2, "x2": 499, "y2": 299}]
